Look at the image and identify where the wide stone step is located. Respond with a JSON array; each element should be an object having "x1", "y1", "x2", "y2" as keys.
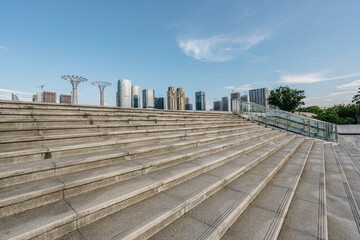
[
  {"x1": 0, "y1": 126, "x2": 268, "y2": 166},
  {"x1": 324, "y1": 144, "x2": 360, "y2": 240},
  {"x1": 150, "y1": 136, "x2": 305, "y2": 240},
  {"x1": 219, "y1": 139, "x2": 313, "y2": 240},
  {"x1": 278, "y1": 142, "x2": 327, "y2": 240},
  {"x1": 0, "y1": 123, "x2": 253, "y2": 151},
  {"x1": 0, "y1": 131, "x2": 287, "y2": 240},
  {"x1": 0, "y1": 131, "x2": 282, "y2": 218},
  {"x1": 0, "y1": 122, "x2": 248, "y2": 137}
]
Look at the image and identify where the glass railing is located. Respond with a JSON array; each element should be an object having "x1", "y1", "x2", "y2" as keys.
[{"x1": 232, "y1": 99, "x2": 337, "y2": 142}]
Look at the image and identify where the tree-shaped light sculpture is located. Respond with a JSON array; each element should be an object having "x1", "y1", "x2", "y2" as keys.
[
  {"x1": 91, "y1": 81, "x2": 112, "y2": 106},
  {"x1": 61, "y1": 75, "x2": 88, "y2": 104}
]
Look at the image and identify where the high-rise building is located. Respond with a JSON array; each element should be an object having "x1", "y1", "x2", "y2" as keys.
[
  {"x1": 60, "y1": 94, "x2": 71, "y2": 104},
  {"x1": 43, "y1": 91, "x2": 56, "y2": 103},
  {"x1": 195, "y1": 91, "x2": 206, "y2": 111},
  {"x1": 240, "y1": 95, "x2": 249, "y2": 103},
  {"x1": 249, "y1": 88, "x2": 269, "y2": 107},
  {"x1": 131, "y1": 86, "x2": 141, "y2": 108},
  {"x1": 32, "y1": 92, "x2": 42, "y2": 102},
  {"x1": 142, "y1": 89, "x2": 155, "y2": 108},
  {"x1": 177, "y1": 88, "x2": 185, "y2": 110},
  {"x1": 11, "y1": 93, "x2": 20, "y2": 101},
  {"x1": 167, "y1": 86, "x2": 177, "y2": 111},
  {"x1": 185, "y1": 104, "x2": 193, "y2": 110},
  {"x1": 116, "y1": 79, "x2": 131, "y2": 108},
  {"x1": 230, "y1": 92, "x2": 241, "y2": 111},
  {"x1": 185, "y1": 97, "x2": 190, "y2": 105},
  {"x1": 155, "y1": 97, "x2": 165, "y2": 109},
  {"x1": 213, "y1": 101, "x2": 222, "y2": 111},
  {"x1": 222, "y1": 97, "x2": 229, "y2": 111}
]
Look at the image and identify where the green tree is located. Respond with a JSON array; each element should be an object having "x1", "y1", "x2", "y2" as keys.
[
  {"x1": 352, "y1": 87, "x2": 360, "y2": 104},
  {"x1": 268, "y1": 86, "x2": 306, "y2": 112},
  {"x1": 297, "y1": 105, "x2": 322, "y2": 115}
]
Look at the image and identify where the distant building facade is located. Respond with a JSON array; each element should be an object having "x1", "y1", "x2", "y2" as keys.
[
  {"x1": 177, "y1": 88, "x2": 185, "y2": 110},
  {"x1": 230, "y1": 92, "x2": 241, "y2": 111},
  {"x1": 43, "y1": 91, "x2": 56, "y2": 103},
  {"x1": 167, "y1": 86, "x2": 177, "y2": 111},
  {"x1": 222, "y1": 97, "x2": 229, "y2": 111},
  {"x1": 240, "y1": 95, "x2": 249, "y2": 103},
  {"x1": 195, "y1": 91, "x2": 206, "y2": 111},
  {"x1": 32, "y1": 92, "x2": 42, "y2": 102},
  {"x1": 249, "y1": 88, "x2": 269, "y2": 107},
  {"x1": 213, "y1": 101, "x2": 222, "y2": 111},
  {"x1": 142, "y1": 89, "x2": 155, "y2": 108},
  {"x1": 60, "y1": 94, "x2": 71, "y2": 104},
  {"x1": 155, "y1": 97, "x2": 165, "y2": 109},
  {"x1": 131, "y1": 86, "x2": 141, "y2": 108},
  {"x1": 116, "y1": 79, "x2": 131, "y2": 108},
  {"x1": 185, "y1": 97, "x2": 192, "y2": 110},
  {"x1": 11, "y1": 93, "x2": 20, "y2": 101}
]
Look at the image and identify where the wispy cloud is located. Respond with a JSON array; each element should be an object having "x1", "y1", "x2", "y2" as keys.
[
  {"x1": 178, "y1": 31, "x2": 270, "y2": 62},
  {"x1": 0, "y1": 45, "x2": 9, "y2": 52},
  {"x1": 279, "y1": 73, "x2": 360, "y2": 84},
  {"x1": 336, "y1": 79, "x2": 360, "y2": 90},
  {"x1": 224, "y1": 84, "x2": 253, "y2": 92},
  {"x1": 304, "y1": 90, "x2": 356, "y2": 107}
]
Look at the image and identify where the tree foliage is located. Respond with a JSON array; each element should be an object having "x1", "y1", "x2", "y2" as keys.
[
  {"x1": 297, "y1": 105, "x2": 322, "y2": 115},
  {"x1": 268, "y1": 86, "x2": 305, "y2": 112},
  {"x1": 313, "y1": 104, "x2": 360, "y2": 124},
  {"x1": 352, "y1": 87, "x2": 360, "y2": 104}
]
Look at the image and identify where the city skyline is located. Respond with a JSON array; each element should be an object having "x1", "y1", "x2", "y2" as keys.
[{"x1": 1, "y1": 1, "x2": 360, "y2": 108}]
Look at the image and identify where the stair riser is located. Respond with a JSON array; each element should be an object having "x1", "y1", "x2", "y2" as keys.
[
  {"x1": 0, "y1": 128, "x2": 271, "y2": 189},
  {"x1": 0, "y1": 125, "x2": 255, "y2": 152}
]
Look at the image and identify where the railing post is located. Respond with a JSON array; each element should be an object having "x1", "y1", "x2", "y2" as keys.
[
  {"x1": 335, "y1": 124, "x2": 338, "y2": 143},
  {"x1": 325, "y1": 123, "x2": 329, "y2": 141},
  {"x1": 308, "y1": 119, "x2": 311, "y2": 137}
]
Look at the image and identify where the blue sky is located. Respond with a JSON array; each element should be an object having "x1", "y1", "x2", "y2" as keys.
[{"x1": 1, "y1": 0, "x2": 360, "y2": 108}]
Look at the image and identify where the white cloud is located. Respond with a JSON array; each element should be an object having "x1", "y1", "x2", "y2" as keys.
[
  {"x1": 0, "y1": 45, "x2": 9, "y2": 52},
  {"x1": 305, "y1": 90, "x2": 356, "y2": 107},
  {"x1": 279, "y1": 73, "x2": 360, "y2": 84},
  {"x1": 178, "y1": 32, "x2": 270, "y2": 62},
  {"x1": 336, "y1": 79, "x2": 360, "y2": 90},
  {"x1": 224, "y1": 84, "x2": 253, "y2": 92}
]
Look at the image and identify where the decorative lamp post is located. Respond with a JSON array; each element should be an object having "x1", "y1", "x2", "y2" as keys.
[
  {"x1": 91, "y1": 81, "x2": 112, "y2": 106},
  {"x1": 61, "y1": 75, "x2": 88, "y2": 105}
]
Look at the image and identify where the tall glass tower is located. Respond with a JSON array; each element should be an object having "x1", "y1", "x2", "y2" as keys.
[
  {"x1": 116, "y1": 79, "x2": 131, "y2": 108},
  {"x1": 142, "y1": 89, "x2": 155, "y2": 108},
  {"x1": 195, "y1": 91, "x2": 206, "y2": 111},
  {"x1": 131, "y1": 86, "x2": 141, "y2": 108}
]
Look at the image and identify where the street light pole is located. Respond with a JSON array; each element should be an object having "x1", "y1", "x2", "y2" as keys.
[
  {"x1": 61, "y1": 75, "x2": 88, "y2": 104},
  {"x1": 91, "y1": 81, "x2": 112, "y2": 106}
]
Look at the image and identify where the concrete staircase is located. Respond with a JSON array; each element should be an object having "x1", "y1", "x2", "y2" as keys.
[{"x1": 0, "y1": 101, "x2": 359, "y2": 240}]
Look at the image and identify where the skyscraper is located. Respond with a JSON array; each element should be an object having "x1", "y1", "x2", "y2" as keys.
[
  {"x1": 11, "y1": 93, "x2": 19, "y2": 101},
  {"x1": 131, "y1": 86, "x2": 141, "y2": 108},
  {"x1": 60, "y1": 94, "x2": 71, "y2": 104},
  {"x1": 195, "y1": 91, "x2": 206, "y2": 111},
  {"x1": 213, "y1": 101, "x2": 222, "y2": 111},
  {"x1": 142, "y1": 89, "x2": 155, "y2": 108},
  {"x1": 155, "y1": 97, "x2": 165, "y2": 109},
  {"x1": 43, "y1": 91, "x2": 56, "y2": 103},
  {"x1": 222, "y1": 97, "x2": 229, "y2": 111},
  {"x1": 230, "y1": 92, "x2": 241, "y2": 111},
  {"x1": 185, "y1": 97, "x2": 193, "y2": 110},
  {"x1": 249, "y1": 88, "x2": 269, "y2": 107},
  {"x1": 116, "y1": 79, "x2": 131, "y2": 108},
  {"x1": 177, "y1": 88, "x2": 185, "y2": 110},
  {"x1": 167, "y1": 86, "x2": 177, "y2": 111},
  {"x1": 240, "y1": 95, "x2": 249, "y2": 102}
]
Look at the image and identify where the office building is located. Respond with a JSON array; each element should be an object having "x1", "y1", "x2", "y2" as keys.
[
  {"x1": 185, "y1": 104, "x2": 193, "y2": 110},
  {"x1": 131, "y1": 86, "x2": 141, "y2": 108},
  {"x1": 195, "y1": 91, "x2": 206, "y2": 111},
  {"x1": 185, "y1": 97, "x2": 190, "y2": 105},
  {"x1": 32, "y1": 92, "x2": 42, "y2": 102},
  {"x1": 155, "y1": 97, "x2": 165, "y2": 109},
  {"x1": 230, "y1": 92, "x2": 240, "y2": 111},
  {"x1": 142, "y1": 89, "x2": 155, "y2": 108},
  {"x1": 116, "y1": 79, "x2": 131, "y2": 108},
  {"x1": 42, "y1": 91, "x2": 56, "y2": 103},
  {"x1": 60, "y1": 94, "x2": 71, "y2": 104},
  {"x1": 167, "y1": 86, "x2": 177, "y2": 111},
  {"x1": 177, "y1": 88, "x2": 185, "y2": 110},
  {"x1": 213, "y1": 101, "x2": 222, "y2": 111},
  {"x1": 11, "y1": 93, "x2": 20, "y2": 101},
  {"x1": 249, "y1": 88, "x2": 269, "y2": 107},
  {"x1": 222, "y1": 97, "x2": 229, "y2": 111},
  {"x1": 240, "y1": 95, "x2": 249, "y2": 102}
]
